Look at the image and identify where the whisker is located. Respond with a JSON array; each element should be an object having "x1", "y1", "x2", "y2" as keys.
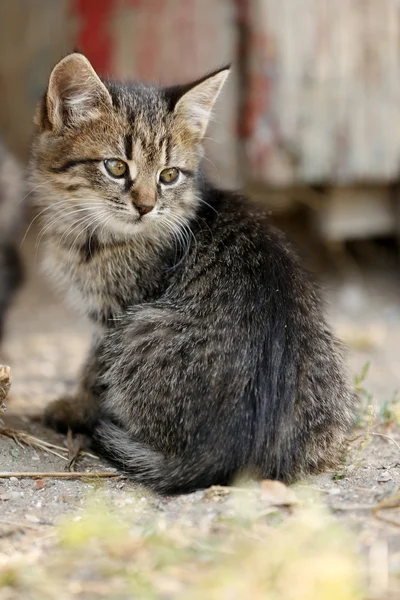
[
  {"x1": 21, "y1": 199, "x2": 73, "y2": 247},
  {"x1": 17, "y1": 179, "x2": 60, "y2": 207},
  {"x1": 162, "y1": 214, "x2": 195, "y2": 271},
  {"x1": 61, "y1": 213, "x2": 104, "y2": 251},
  {"x1": 34, "y1": 204, "x2": 106, "y2": 256},
  {"x1": 196, "y1": 197, "x2": 219, "y2": 217},
  {"x1": 35, "y1": 213, "x2": 97, "y2": 263},
  {"x1": 86, "y1": 211, "x2": 110, "y2": 257},
  {"x1": 21, "y1": 197, "x2": 106, "y2": 247},
  {"x1": 35, "y1": 205, "x2": 105, "y2": 245},
  {"x1": 67, "y1": 212, "x2": 109, "y2": 258}
]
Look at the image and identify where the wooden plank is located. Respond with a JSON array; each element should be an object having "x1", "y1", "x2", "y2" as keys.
[
  {"x1": 0, "y1": 0, "x2": 239, "y2": 188},
  {"x1": 311, "y1": 187, "x2": 395, "y2": 240},
  {"x1": 242, "y1": 0, "x2": 400, "y2": 185},
  {"x1": 109, "y1": 0, "x2": 239, "y2": 188},
  {"x1": 0, "y1": 0, "x2": 75, "y2": 159}
]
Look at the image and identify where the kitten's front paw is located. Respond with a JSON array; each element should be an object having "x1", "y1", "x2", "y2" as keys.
[{"x1": 44, "y1": 396, "x2": 93, "y2": 434}]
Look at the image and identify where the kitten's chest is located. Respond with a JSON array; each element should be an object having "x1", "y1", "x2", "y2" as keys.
[{"x1": 44, "y1": 240, "x2": 164, "y2": 325}]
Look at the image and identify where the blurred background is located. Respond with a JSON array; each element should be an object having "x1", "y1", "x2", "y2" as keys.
[{"x1": 1, "y1": 0, "x2": 400, "y2": 405}]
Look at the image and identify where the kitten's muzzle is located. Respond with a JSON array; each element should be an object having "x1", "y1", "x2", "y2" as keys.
[
  {"x1": 136, "y1": 205, "x2": 153, "y2": 216},
  {"x1": 131, "y1": 189, "x2": 156, "y2": 216}
]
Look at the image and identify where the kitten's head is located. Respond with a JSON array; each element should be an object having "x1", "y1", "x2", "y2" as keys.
[{"x1": 31, "y1": 53, "x2": 228, "y2": 244}]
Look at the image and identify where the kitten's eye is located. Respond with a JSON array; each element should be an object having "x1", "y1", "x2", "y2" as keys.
[
  {"x1": 104, "y1": 159, "x2": 128, "y2": 178},
  {"x1": 159, "y1": 167, "x2": 179, "y2": 184}
]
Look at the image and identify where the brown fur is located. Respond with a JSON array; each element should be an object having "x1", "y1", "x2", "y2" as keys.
[{"x1": 30, "y1": 54, "x2": 355, "y2": 494}]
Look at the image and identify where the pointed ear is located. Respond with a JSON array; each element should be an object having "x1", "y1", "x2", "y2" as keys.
[
  {"x1": 44, "y1": 53, "x2": 112, "y2": 130},
  {"x1": 173, "y1": 67, "x2": 230, "y2": 139}
]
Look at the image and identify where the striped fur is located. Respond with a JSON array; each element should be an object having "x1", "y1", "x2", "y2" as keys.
[{"x1": 30, "y1": 54, "x2": 355, "y2": 494}]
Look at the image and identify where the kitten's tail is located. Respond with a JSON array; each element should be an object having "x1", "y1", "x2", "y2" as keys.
[{"x1": 93, "y1": 420, "x2": 232, "y2": 494}]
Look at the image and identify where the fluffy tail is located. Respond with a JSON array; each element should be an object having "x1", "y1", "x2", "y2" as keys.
[{"x1": 93, "y1": 420, "x2": 234, "y2": 495}]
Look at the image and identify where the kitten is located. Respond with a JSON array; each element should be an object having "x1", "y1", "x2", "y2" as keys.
[
  {"x1": 0, "y1": 142, "x2": 23, "y2": 341},
  {"x1": 31, "y1": 53, "x2": 355, "y2": 494}
]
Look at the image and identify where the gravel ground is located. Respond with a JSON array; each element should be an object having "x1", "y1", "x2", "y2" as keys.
[{"x1": 1, "y1": 230, "x2": 400, "y2": 598}]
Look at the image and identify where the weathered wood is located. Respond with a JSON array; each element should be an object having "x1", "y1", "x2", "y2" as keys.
[
  {"x1": 242, "y1": 0, "x2": 400, "y2": 185},
  {"x1": 0, "y1": 0, "x2": 239, "y2": 188},
  {"x1": 311, "y1": 187, "x2": 396, "y2": 241}
]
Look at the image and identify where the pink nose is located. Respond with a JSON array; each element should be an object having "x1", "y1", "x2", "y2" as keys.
[
  {"x1": 135, "y1": 204, "x2": 153, "y2": 216},
  {"x1": 131, "y1": 189, "x2": 156, "y2": 216}
]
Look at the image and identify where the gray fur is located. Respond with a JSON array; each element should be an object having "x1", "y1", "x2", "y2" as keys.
[{"x1": 31, "y1": 54, "x2": 355, "y2": 494}]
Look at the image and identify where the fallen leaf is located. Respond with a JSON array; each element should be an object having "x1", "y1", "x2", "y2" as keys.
[{"x1": 372, "y1": 492, "x2": 400, "y2": 527}]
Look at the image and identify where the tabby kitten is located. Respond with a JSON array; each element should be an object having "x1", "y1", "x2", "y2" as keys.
[
  {"x1": 0, "y1": 141, "x2": 23, "y2": 341},
  {"x1": 31, "y1": 53, "x2": 354, "y2": 494}
]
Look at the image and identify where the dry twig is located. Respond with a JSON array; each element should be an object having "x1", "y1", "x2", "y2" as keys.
[
  {"x1": 348, "y1": 431, "x2": 400, "y2": 455},
  {"x1": 0, "y1": 427, "x2": 68, "y2": 461},
  {"x1": 0, "y1": 426, "x2": 99, "y2": 462},
  {"x1": 0, "y1": 518, "x2": 43, "y2": 531},
  {"x1": 372, "y1": 493, "x2": 400, "y2": 528},
  {"x1": 66, "y1": 428, "x2": 84, "y2": 471},
  {"x1": 0, "y1": 471, "x2": 120, "y2": 479}
]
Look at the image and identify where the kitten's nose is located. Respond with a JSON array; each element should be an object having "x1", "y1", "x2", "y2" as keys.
[
  {"x1": 131, "y1": 189, "x2": 156, "y2": 216},
  {"x1": 136, "y1": 204, "x2": 153, "y2": 216}
]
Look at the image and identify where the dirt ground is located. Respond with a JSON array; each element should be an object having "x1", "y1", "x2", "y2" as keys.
[{"x1": 1, "y1": 230, "x2": 400, "y2": 599}]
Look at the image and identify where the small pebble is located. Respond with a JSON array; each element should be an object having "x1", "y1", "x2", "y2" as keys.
[
  {"x1": 25, "y1": 513, "x2": 40, "y2": 523},
  {"x1": 9, "y1": 476, "x2": 19, "y2": 484}
]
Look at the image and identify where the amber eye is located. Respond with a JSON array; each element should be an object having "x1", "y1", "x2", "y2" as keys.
[
  {"x1": 104, "y1": 159, "x2": 128, "y2": 178},
  {"x1": 159, "y1": 167, "x2": 179, "y2": 185}
]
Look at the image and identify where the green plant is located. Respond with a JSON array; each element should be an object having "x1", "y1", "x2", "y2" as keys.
[{"x1": 378, "y1": 390, "x2": 400, "y2": 428}]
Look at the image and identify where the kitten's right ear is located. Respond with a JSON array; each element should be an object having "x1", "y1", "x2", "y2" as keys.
[
  {"x1": 172, "y1": 67, "x2": 230, "y2": 140},
  {"x1": 40, "y1": 53, "x2": 112, "y2": 131}
]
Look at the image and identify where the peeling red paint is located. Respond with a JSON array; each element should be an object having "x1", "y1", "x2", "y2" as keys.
[{"x1": 71, "y1": 0, "x2": 114, "y2": 75}]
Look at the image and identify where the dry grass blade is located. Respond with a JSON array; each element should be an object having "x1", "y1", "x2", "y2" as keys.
[
  {"x1": 0, "y1": 427, "x2": 69, "y2": 461},
  {"x1": 372, "y1": 492, "x2": 400, "y2": 527},
  {"x1": 370, "y1": 432, "x2": 400, "y2": 454},
  {"x1": 66, "y1": 428, "x2": 84, "y2": 471},
  {"x1": 0, "y1": 471, "x2": 120, "y2": 479},
  {"x1": 348, "y1": 431, "x2": 400, "y2": 454},
  {"x1": 0, "y1": 425, "x2": 99, "y2": 462},
  {"x1": 0, "y1": 518, "x2": 43, "y2": 531}
]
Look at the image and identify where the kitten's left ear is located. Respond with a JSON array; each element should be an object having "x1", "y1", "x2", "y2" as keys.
[
  {"x1": 43, "y1": 53, "x2": 113, "y2": 131},
  {"x1": 173, "y1": 67, "x2": 230, "y2": 139}
]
